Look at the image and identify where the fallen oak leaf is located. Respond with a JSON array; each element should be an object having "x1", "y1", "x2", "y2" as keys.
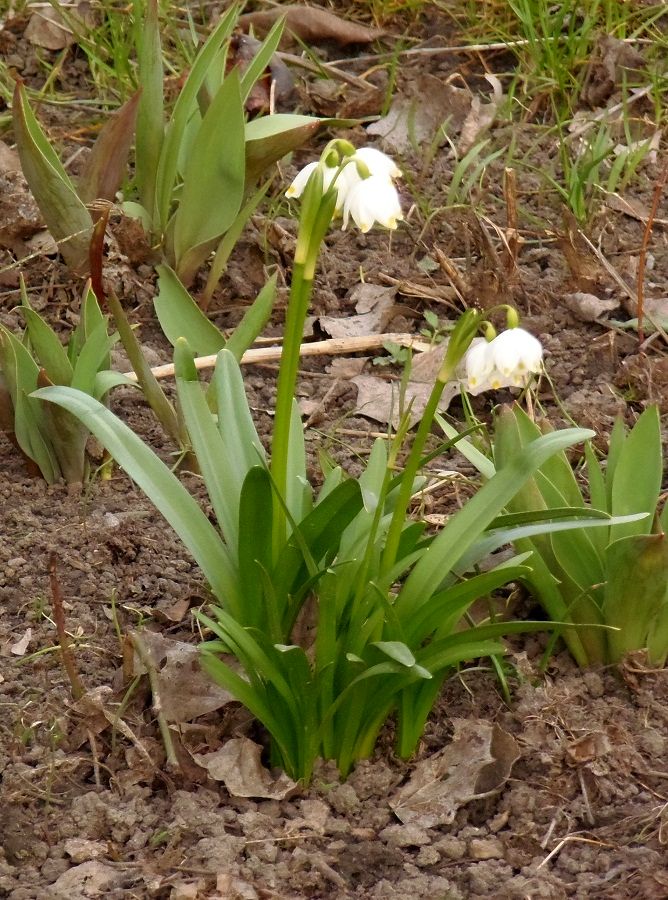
[
  {"x1": 238, "y1": 6, "x2": 385, "y2": 46},
  {"x1": 389, "y1": 719, "x2": 520, "y2": 827},
  {"x1": 193, "y1": 737, "x2": 300, "y2": 799}
]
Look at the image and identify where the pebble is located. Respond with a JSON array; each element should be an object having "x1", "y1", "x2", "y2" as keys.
[
  {"x1": 379, "y1": 824, "x2": 431, "y2": 848},
  {"x1": 469, "y1": 837, "x2": 505, "y2": 860}
]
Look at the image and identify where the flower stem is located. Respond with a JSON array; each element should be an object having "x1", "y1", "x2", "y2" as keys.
[{"x1": 381, "y1": 374, "x2": 449, "y2": 573}]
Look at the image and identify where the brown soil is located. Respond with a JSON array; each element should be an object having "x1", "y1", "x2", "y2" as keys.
[{"x1": 1, "y1": 3, "x2": 668, "y2": 898}]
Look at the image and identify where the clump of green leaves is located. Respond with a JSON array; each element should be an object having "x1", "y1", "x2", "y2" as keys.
[
  {"x1": 34, "y1": 145, "x2": 603, "y2": 782},
  {"x1": 36, "y1": 342, "x2": 597, "y2": 781},
  {"x1": 456, "y1": 404, "x2": 667, "y2": 666},
  {"x1": 14, "y1": 1, "x2": 348, "y2": 297},
  {"x1": 0, "y1": 281, "x2": 131, "y2": 483}
]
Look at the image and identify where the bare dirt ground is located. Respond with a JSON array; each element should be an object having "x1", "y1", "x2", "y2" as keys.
[{"x1": 1, "y1": 3, "x2": 668, "y2": 898}]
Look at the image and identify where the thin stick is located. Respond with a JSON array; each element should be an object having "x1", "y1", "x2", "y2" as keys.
[
  {"x1": 636, "y1": 158, "x2": 668, "y2": 345},
  {"x1": 48, "y1": 553, "x2": 85, "y2": 701},
  {"x1": 130, "y1": 632, "x2": 179, "y2": 771},
  {"x1": 328, "y1": 37, "x2": 657, "y2": 68},
  {"x1": 121, "y1": 332, "x2": 430, "y2": 382}
]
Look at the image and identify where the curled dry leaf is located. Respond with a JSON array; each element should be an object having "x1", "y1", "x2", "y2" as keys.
[
  {"x1": 352, "y1": 373, "x2": 459, "y2": 430},
  {"x1": 193, "y1": 737, "x2": 300, "y2": 799},
  {"x1": 581, "y1": 34, "x2": 646, "y2": 108},
  {"x1": 319, "y1": 283, "x2": 398, "y2": 339},
  {"x1": 130, "y1": 631, "x2": 236, "y2": 722},
  {"x1": 10, "y1": 628, "x2": 31, "y2": 656},
  {"x1": 389, "y1": 719, "x2": 520, "y2": 827},
  {"x1": 368, "y1": 74, "x2": 503, "y2": 156},
  {"x1": 563, "y1": 291, "x2": 619, "y2": 323},
  {"x1": 239, "y1": 6, "x2": 385, "y2": 46},
  {"x1": 25, "y1": 2, "x2": 95, "y2": 51}
]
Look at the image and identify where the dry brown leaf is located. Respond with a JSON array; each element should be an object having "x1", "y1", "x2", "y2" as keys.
[
  {"x1": 25, "y1": 2, "x2": 94, "y2": 50},
  {"x1": 193, "y1": 737, "x2": 299, "y2": 799},
  {"x1": 458, "y1": 75, "x2": 504, "y2": 154},
  {"x1": 566, "y1": 731, "x2": 613, "y2": 765},
  {"x1": 352, "y1": 373, "x2": 459, "y2": 429},
  {"x1": 52, "y1": 861, "x2": 121, "y2": 896},
  {"x1": 130, "y1": 632, "x2": 236, "y2": 722},
  {"x1": 319, "y1": 284, "x2": 397, "y2": 339},
  {"x1": 389, "y1": 720, "x2": 520, "y2": 827},
  {"x1": 563, "y1": 291, "x2": 619, "y2": 322},
  {"x1": 239, "y1": 6, "x2": 385, "y2": 46},
  {"x1": 10, "y1": 628, "x2": 31, "y2": 656},
  {"x1": 605, "y1": 191, "x2": 668, "y2": 226},
  {"x1": 581, "y1": 35, "x2": 646, "y2": 108},
  {"x1": 368, "y1": 74, "x2": 502, "y2": 156}
]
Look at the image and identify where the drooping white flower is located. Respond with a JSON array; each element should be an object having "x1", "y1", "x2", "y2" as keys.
[
  {"x1": 286, "y1": 146, "x2": 402, "y2": 222},
  {"x1": 488, "y1": 327, "x2": 543, "y2": 379},
  {"x1": 342, "y1": 174, "x2": 403, "y2": 233},
  {"x1": 351, "y1": 147, "x2": 402, "y2": 181},
  {"x1": 285, "y1": 160, "x2": 350, "y2": 209},
  {"x1": 464, "y1": 338, "x2": 494, "y2": 393},
  {"x1": 462, "y1": 327, "x2": 543, "y2": 395}
]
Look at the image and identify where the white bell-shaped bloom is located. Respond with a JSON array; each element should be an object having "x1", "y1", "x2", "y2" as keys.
[
  {"x1": 464, "y1": 338, "x2": 494, "y2": 393},
  {"x1": 342, "y1": 175, "x2": 403, "y2": 233},
  {"x1": 286, "y1": 161, "x2": 350, "y2": 210},
  {"x1": 463, "y1": 328, "x2": 543, "y2": 395},
  {"x1": 351, "y1": 147, "x2": 402, "y2": 181},
  {"x1": 488, "y1": 327, "x2": 543, "y2": 379}
]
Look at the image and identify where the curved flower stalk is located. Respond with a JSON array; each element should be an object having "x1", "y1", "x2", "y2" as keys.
[
  {"x1": 274, "y1": 142, "x2": 404, "y2": 546},
  {"x1": 464, "y1": 326, "x2": 543, "y2": 396}
]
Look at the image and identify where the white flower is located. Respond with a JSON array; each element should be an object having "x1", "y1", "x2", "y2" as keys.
[
  {"x1": 465, "y1": 338, "x2": 494, "y2": 392},
  {"x1": 286, "y1": 146, "x2": 402, "y2": 219},
  {"x1": 342, "y1": 175, "x2": 403, "y2": 233},
  {"x1": 488, "y1": 327, "x2": 543, "y2": 379},
  {"x1": 286, "y1": 161, "x2": 350, "y2": 209},
  {"x1": 462, "y1": 328, "x2": 543, "y2": 395},
  {"x1": 351, "y1": 147, "x2": 402, "y2": 181}
]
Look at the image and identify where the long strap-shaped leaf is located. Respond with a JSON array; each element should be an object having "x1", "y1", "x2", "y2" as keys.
[
  {"x1": 396, "y1": 427, "x2": 594, "y2": 618},
  {"x1": 33, "y1": 385, "x2": 239, "y2": 607}
]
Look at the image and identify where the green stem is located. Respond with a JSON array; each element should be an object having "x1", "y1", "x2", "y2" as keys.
[
  {"x1": 270, "y1": 263, "x2": 310, "y2": 544},
  {"x1": 382, "y1": 375, "x2": 449, "y2": 573}
]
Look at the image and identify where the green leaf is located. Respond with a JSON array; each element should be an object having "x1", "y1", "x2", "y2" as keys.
[
  {"x1": 610, "y1": 405, "x2": 662, "y2": 542},
  {"x1": 155, "y1": 265, "x2": 227, "y2": 355},
  {"x1": 397, "y1": 427, "x2": 595, "y2": 618},
  {"x1": 238, "y1": 466, "x2": 279, "y2": 634},
  {"x1": 173, "y1": 69, "x2": 246, "y2": 276},
  {"x1": 135, "y1": 0, "x2": 164, "y2": 218},
  {"x1": 372, "y1": 641, "x2": 422, "y2": 671},
  {"x1": 245, "y1": 114, "x2": 355, "y2": 184},
  {"x1": 20, "y1": 308, "x2": 73, "y2": 386},
  {"x1": 604, "y1": 532, "x2": 668, "y2": 662},
  {"x1": 70, "y1": 321, "x2": 116, "y2": 395},
  {"x1": 0, "y1": 327, "x2": 59, "y2": 482},
  {"x1": 173, "y1": 340, "x2": 245, "y2": 569},
  {"x1": 78, "y1": 90, "x2": 141, "y2": 205},
  {"x1": 33, "y1": 385, "x2": 238, "y2": 605},
  {"x1": 12, "y1": 82, "x2": 92, "y2": 274},
  {"x1": 225, "y1": 274, "x2": 276, "y2": 361},
  {"x1": 155, "y1": 3, "x2": 240, "y2": 229},
  {"x1": 211, "y1": 349, "x2": 266, "y2": 474}
]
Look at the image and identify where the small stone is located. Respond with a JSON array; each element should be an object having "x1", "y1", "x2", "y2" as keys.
[
  {"x1": 327, "y1": 782, "x2": 360, "y2": 814},
  {"x1": 63, "y1": 839, "x2": 106, "y2": 864},
  {"x1": 379, "y1": 824, "x2": 431, "y2": 849},
  {"x1": 469, "y1": 837, "x2": 505, "y2": 860},
  {"x1": 415, "y1": 845, "x2": 440, "y2": 867},
  {"x1": 434, "y1": 836, "x2": 466, "y2": 860},
  {"x1": 582, "y1": 671, "x2": 605, "y2": 697}
]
